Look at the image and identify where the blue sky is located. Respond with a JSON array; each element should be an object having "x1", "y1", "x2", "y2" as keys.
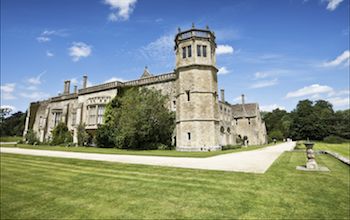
[{"x1": 1, "y1": 0, "x2": 349, "y2": 112}]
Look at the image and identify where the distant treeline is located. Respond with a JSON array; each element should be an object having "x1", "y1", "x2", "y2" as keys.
[{"x1": 262, "y1": 99, "x2": 350, "y2": 142}]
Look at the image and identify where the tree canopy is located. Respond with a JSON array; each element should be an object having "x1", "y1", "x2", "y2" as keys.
[
  {"x1": 263, "y1": 99, "x2": 349, "y2": 141},
  {"x1": 0, "y1": 111, "x2": 26, "y2": 137},
  {"x1": 95, "y1": 87, "x2": 175, "y2": 149}
]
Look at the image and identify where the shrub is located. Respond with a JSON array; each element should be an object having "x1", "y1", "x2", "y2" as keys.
[
  {"x1": 269, "y1": 130, "x2": 284, "y2": 141},
  {"x1": 25, "y1": 129, "x2": 39, "y2": 145},
  {"x1": 323, "y1": 135, "x2": 346, "y2": 144},
  {"x1": 51, "y1": 122, "x2": 73, "y2": 146},
  {"x1": 222, "y1": 145, "x2": 241, "y2": 151},
  {"x1": 95, "y1": 124, "x2": 116, "y2": 148},
  {"x1": 77, "y1": 123, "x2": 89, "y2": 146}
]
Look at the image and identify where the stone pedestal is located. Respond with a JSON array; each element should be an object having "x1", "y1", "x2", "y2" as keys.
[{"x1": 296, "y1": 141, "x2": 329, "y2": 172}]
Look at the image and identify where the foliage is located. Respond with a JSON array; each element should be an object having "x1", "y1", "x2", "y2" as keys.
[
  {"x1": 323, "y1": 135, "x2": 347, "y2": 144},
  {"x1": 0, "y1": 107, "x2": 12, "y2": 123},
  {"x1": 77, "y1": 123, "x2": 89, "y2": 146},
  {"x1": 222, "y1": 145, "x2": 241, "y2": 150},
  {"x1": 100, "y1": 88, "x2": 175, "y2": 149},
  {"x1": 263, "y1": 99, "x2": 350, "y2": 141},
  {"x1": 0, "y1": 111, "x2": 26, "y2": 137},
  {"x1": 50, "y1": 122, "x2": 73, "y2": 145},
  {"x1": 25, "y1": 129, "x2": 39, "y2": 145},
  {"x1": 269, "y1": 130, "x2": 284, "y2": 141},
  {"x1": 95, "y1": 124, "x2": 116, "y2": 148}
]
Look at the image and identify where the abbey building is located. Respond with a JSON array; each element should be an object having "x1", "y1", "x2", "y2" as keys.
[{"x1": 24, "y1": 26, "x2": 267, "y2": 151}]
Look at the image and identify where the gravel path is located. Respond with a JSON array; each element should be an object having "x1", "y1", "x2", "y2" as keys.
[{"x1": 0, "y1": 142, "x2": 295, "y2": 173}]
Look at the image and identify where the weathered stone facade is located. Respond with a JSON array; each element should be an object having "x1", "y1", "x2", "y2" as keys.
[{"x1": 24, "y1": 26, "x2": 267, "y2": 151}]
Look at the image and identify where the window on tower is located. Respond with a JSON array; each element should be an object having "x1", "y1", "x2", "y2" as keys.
[
  {"x1": 182, "y1": 47, "x2": 186, "y2": 58},
  {"x1": 203, "y1": 45, "x2": 207, "y2": 57},
  {"x1": 187, "y1": 45, "x2": 192, "y2": 57},
  {"x1": 187, "y1": 132, "x2": 191, "y2": 140},
  {"x1": 186, "y1": 90, "x2": 190, "y2": 101},
  {"x1": 197, "y1": 45, "x2": 201, "y2": 56}
]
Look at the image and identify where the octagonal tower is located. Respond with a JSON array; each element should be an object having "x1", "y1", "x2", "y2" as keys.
[{"x1": 175, "y1": 26, "x2": 220, "y2": 151}]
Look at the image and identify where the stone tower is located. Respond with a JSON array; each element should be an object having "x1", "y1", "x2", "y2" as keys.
[{"x1": 175, "y1": 26, "x2": 220, "y2": 151}]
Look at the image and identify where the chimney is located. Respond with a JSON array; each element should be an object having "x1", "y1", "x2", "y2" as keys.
[
  {"x1": 64, "y1": 80, "x2": 70, "y2": 95},
  {"x1": 241, "y1": 94, "x2": 245, "y2": 105},
  {"x1": 74, "y1": 85, "x2": 78, "y2": 94},
  {"x1": 220, "y1": 89, "x2": 225, "y2": 102},
  {"x1": 83, "y1": 75, "x2": 88, "y2": 89}
]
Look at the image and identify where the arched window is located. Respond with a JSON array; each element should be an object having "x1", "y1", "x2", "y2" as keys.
[
  {"x1": 227, "y1": 127, "x2": 231, "y2": 134},
  {"x1": 220, "y1": 126, "x2": 225, "y2": 133}
]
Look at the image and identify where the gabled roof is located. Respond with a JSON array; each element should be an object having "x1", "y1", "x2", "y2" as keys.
[{"x1": 140, "y1": 66, "x2": 153, "y2": 78}]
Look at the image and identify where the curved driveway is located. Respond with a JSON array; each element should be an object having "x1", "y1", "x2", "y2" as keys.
[{"x1": 0, "y1": 142, "x2": 295, "y2": 173}]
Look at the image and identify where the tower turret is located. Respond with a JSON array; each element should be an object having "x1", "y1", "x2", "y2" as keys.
[{"x1": 175, "y1": 25, "x2": 220, "y2": 151}]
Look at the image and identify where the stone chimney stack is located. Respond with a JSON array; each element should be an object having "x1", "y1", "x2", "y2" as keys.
[
  {"x1": 220, "y1": 89, "x2": 225, "y2": 102},
  {"x1": 74, "y1": 85, "x2": 78, "y2": 94},
  {"x1": 83, "y1": 75, "x2": 88, "y2": 89},
  {"x1": 241, "y1": 94, "x2": 245, "y2": 105},
  {"x1": 64, "y1": 80, "x2": 71, "y2": 95}
]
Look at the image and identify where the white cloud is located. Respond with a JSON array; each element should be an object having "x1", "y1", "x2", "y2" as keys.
[
  {"x1": 0, "y1": 105, "x2": 16, "y2": 112},
  {"x1": 216, "y1": 45, "x2": 234, "y2": 55},
  {"x1": 327, "y1": 97, "x2": 349, "y2": 107},
  {"x1": 36, "y1": 36, "x2": 50, "y2": 43},
  {"x1": 140, "y1": 35, "x2": 173, "y2": 63},
  {"x1": 326, "y1": 0, "x2": 344, "y2": 11},
  {"x1": 1, "y1": 83, "x2": 16, "y2": 100},
  {"x1": 70, "y1": 78, "x2": 78, "y2": 85},
  {"x1": 0, "y1": 83, "x2": 16, "y2": 93},
  {"x1": 251, "y1": 79, "x2": 278, "y2": 89},
  {"x1": 217, "y1": 67, "x2": 230, "y2": 75},
  {"x1": 46, "y1": 51, "x2": 54, "y2": 57},
  {"x1": 286, "y1": 84, "x2": 334, "y2": 98},
  {"x1": 36, "y1": 29, "x2": 68, "y2": 43},
  {"x1": 254, "y1": 71, "x2": 272, "y2": 79},
  {"x1": 27, "y1": 71, "x2": 45, "y2": 85},
  {"x1": 260, "y1": 104, "x2": 286, "y2": 112},
  {"x1": 69, "y1": 42, "x2": 92, "y2": 62},
  {"x1": 104, "y1": 0, "x2": 137, "y2": 21},
  {"x1": 323, "y1": 50, "x2": 350, "y2": 67},
  {"x1": 104, "y1": 77, "x2": 126, "y2": 83},
  {"x1": 20, "y1": 91, "x2": 49, "y2": 100}
]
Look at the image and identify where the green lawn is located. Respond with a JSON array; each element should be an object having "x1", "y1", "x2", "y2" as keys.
[
  {"x1": 314, "y1": 142, "x2": 350, "y2": 158},
  {"x1": 1, "y1": 152, "x2": 349, "y2": 219},
  {"x1": 0, "y1": 136, "x2": 22, "y2": 142},
  {"x1": 0, "y1": 143, "x2": 273, "y2": 158},
  {"x1": 296, "y1": 142, "x2": 350, "y2": 158}
]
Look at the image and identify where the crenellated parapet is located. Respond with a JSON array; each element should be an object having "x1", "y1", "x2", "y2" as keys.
[
  {"x1": 79, "y1": 81, "x2": 121, "y2": 95},
  {"x1": 122, "y1": 72, "x2": 176, "y2": 87}
]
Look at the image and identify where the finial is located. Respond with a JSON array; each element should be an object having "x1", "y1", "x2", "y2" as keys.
[
  {"x1": 206, "y1": 25, "x2": 209, "y2": 30},
  {"x1": 145, "y1": 66, "x2": 148, "y2": 70},
  {"x1": 192, "y1": 22, "x2": 195, "y2": 28},
  {"x1": 178, "y1": 27, "x2": 181, "y2": 33}
]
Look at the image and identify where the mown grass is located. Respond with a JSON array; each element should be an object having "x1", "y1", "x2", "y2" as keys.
[
  {"x1": 296, "y1": 141, "x2": 349, "y2": 158},
  {"x1": 314, "y1": 142, "x2": 350, "y2": 158},
  {"x1": 0, "y1": 136, "x2": 22, "y2": 142},
  {"x1": 0, "y1": 143, "x2": 272, "y2": 158},
  {"x1": 1, "y1": 151, "x2": 349, "y2": 219}
]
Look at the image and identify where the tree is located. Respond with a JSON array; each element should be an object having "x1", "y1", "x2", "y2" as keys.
[
  {"x1": 0, "y1": 111, "x2": 26, "y2": 137},
  {"x1": 77, "y1": 123, "x2": 89, "y2": 146},
  {"x1": 51, "y1": 122, "x2": 73, "y2": 145},
  {"x1": 100, "y1": 87, "x2": 175, "y2": 149},
  {"x1": 0, "y1": 107, "x2": 12, "y2": 123}
]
